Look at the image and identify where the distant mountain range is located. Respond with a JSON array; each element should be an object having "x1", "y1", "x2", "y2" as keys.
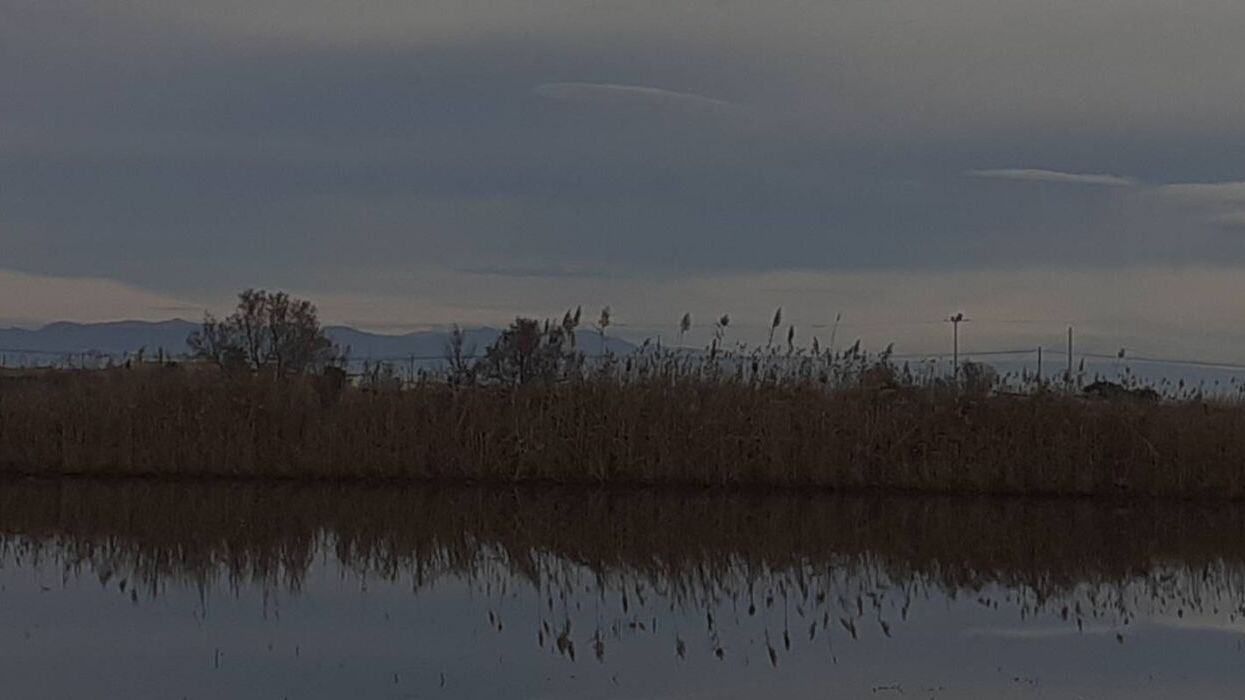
[
  {"x1": 0, "y1": 320, "x2": 635, "y2": 366},
  {"x1": 2, "y1": 320, "x2": 1238, "y2": 392}
]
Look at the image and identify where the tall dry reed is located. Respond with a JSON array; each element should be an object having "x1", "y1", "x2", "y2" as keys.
[{"x1": 2, "y1": 363, "x2": 1245, "y2": 497}]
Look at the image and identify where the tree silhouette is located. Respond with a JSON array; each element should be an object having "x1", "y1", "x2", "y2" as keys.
[
  {"x1": 480, "y1": 315, "x2": 583, "y2": 386},
  {"x1": 188, "y1": 289, "x2": 339, "y2": 375}
]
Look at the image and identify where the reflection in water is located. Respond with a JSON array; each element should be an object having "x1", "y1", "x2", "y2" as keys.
[{"x1": 4, "y1": 480, "x2": 1245, "y2": 698}]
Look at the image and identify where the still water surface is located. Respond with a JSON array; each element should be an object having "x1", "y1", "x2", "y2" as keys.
[{"x1": 3, "y1": 481, "x2": 1245, "y2": 698}]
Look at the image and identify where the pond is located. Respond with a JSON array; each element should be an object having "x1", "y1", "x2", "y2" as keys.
[{"x1": 2, "y1": 480, "x2": 1245, "y2": 698}]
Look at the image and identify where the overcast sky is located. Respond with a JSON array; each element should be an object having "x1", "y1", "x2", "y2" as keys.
[{"x1": 6, "y1": 1, "x2": 1245, "y2": 357}]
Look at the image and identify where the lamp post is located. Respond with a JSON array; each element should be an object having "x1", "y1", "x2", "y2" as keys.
[{"x1": 948, "y1": 312, "x2": 967, "y2": 382}]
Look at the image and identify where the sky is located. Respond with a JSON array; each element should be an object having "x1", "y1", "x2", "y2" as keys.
[{"x1": 6, "y1": 0, "x2": 1245, "y2": 359}]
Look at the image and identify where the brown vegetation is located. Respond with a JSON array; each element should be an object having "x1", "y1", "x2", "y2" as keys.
[{"x1": 2, "y1": 360, "x2": 1245, "y2": 497}]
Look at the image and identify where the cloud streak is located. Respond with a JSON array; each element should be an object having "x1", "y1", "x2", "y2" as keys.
[
  {"x1": 966, "y1": 168, "x2": 1137, "y2": 187},
  {"x1": 534, "y1": 82, "x2": 736, "y2": 112},
  {"x1": 1156, "y1": 181, "x2": 1245, "y2": 205},
  {"x1": 1151, "y1": 181, "x2": 1245, "y2": 230},
  {"x1": 455, "y1": 264, "x2": 611, "y2": 279},
  {"x1": 970, "y1": 168, "x2": 1245, "y2": 233}
]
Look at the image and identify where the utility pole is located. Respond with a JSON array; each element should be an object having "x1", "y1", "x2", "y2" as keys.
[
  {"x1": 948, "y1": 312, "x2": 967, "y2": 382},
  {"x1": 1037, "y1": 346, "x2": 1043, "y2": 380},
  {"x1": 1066, "y1": 326, "x2": 1074, "y2": 385}
]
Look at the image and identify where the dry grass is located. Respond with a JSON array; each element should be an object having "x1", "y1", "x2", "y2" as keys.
[{"x1": 2, "y1": 363, "x2": 1245, "y2": 497}]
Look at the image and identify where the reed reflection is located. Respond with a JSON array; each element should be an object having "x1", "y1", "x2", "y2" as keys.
[{"x1": 4, "y1": 480, "x2": 1245, "y2": 665}]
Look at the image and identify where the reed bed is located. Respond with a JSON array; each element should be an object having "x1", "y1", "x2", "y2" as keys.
[{"x1": 2, "y1": 361, "x2": 1245, "y2": 497}]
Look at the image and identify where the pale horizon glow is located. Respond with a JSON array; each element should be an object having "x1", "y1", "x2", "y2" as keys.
[{"x1": 7, "y1": 265, "x2": 1245, "y2": 365}]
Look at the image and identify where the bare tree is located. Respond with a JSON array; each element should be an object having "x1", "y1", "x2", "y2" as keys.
[
  {"x1": 188, "y1": 289, "x2": 339, "y2": 375},
  {"x1": 444, "y1": 325, "x2": 477, "y2": 386},
  {"x1": 481, "y1": 314, "x2": 583, "y2": 386},
  {"x1": 186, "y1": 313, "x2": 247, "y2": 370}
]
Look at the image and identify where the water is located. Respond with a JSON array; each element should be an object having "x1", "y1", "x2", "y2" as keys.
[{"x1": 3, "y1": 481, "x2": 1245, "y2": 698}]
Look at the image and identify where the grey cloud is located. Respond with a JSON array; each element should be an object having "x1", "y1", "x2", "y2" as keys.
[
  {"x1": 1157, "y1": 182, "x2": 1245, "y2": 206},
  {"x1": 33, "y1": 1, "x2": 1245, "y2": 137},
  {"x1": 967, "y1": 168, "x2": 1245, "y2": 236},
  {"x1": 9, "y1": 0, "x2": 1245, "y2": 323},
  {"x1": 967, "y1": 169, "x2": 1137, "y2": 187},
  {"x1": 1148, "y1": 182, "x2": 1245, "y2": 231},
  {"x1": 1212, "y1": 212, "x2": 1245, "y2": 230}
]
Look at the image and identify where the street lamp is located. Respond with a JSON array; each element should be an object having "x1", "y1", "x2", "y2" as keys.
[{"x1": 948, "y1": 312, "x2": 968, "y2": 382}]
